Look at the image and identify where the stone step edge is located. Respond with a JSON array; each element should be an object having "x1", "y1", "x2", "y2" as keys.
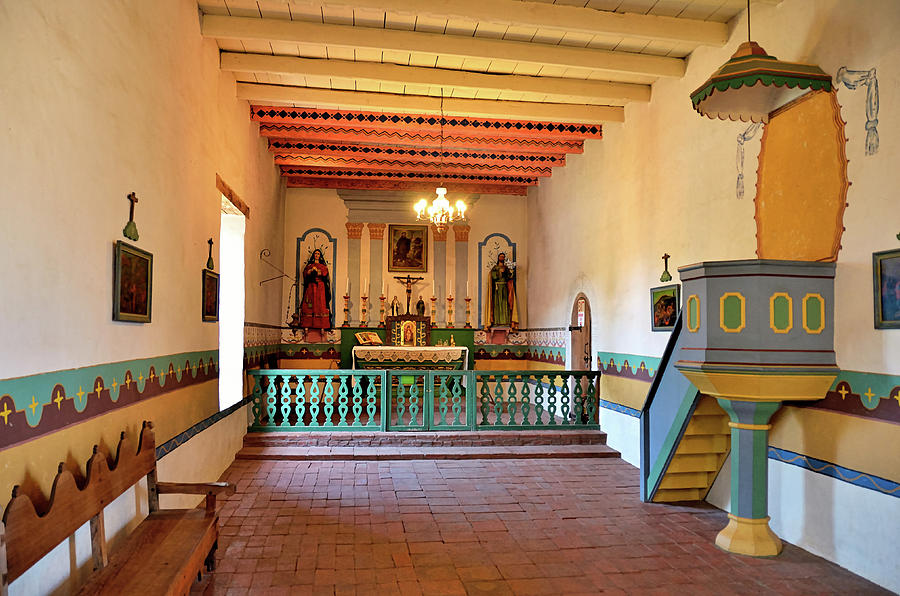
[{"x1": 235, "y1": 445, "x2": 621, "y2": 461}]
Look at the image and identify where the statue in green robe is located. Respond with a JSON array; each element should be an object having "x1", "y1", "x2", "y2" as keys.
[{"x1": 488, "y1": 252, "x2": 518, "y2": 329}]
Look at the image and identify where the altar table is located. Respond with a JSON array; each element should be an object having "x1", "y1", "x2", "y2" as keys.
[{"x1": 352, "y1": 346, "x2": 469, "y2": 370}]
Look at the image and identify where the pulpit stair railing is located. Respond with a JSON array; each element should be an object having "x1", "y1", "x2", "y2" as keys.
[{"x1": 248, "y1": 369, "x2": 600, "y2": 431}]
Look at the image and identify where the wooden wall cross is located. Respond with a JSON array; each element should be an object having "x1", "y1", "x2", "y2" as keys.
[{"x1": 123, "y1": 192, "x2": 140, "y2": 241}]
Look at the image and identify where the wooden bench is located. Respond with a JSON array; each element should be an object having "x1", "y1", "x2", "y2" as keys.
[{"x1": 0, "y1": 421, "x2": 234, "y2": 595}]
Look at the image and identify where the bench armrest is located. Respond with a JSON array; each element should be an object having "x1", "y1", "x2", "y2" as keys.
[{"x1": 156, "y1": 482, "x2": 235, "y2": 512}]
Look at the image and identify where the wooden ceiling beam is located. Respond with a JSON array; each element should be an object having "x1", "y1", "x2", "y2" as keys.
[
  {"x1": 278, "y1": 0, "x2": 729, "y2": 46},
  {"x1": 280, "y1": 166, "x2": 538, "y2": 186},
  {"x1": 247, "y1": 101, "x2": 612, "y2": 136},
  {"x1": 203, "y1": 15, "x2": 684, "y2": 79},
  {"x1": 268, "y1": 140, "x2": 567, "y2": 167},
  {"x1": 286, "y1": 177, "x2": 529, "y2": 196},
  {"x1": 221, "y1": 52, "x2": 650, "y2": 105},
  {"x1": 275, "y1": 155, "x2": 553, "y2": 177},
  {"x1": 260, "y1": 126, "x2": 585, "y2": 154}
]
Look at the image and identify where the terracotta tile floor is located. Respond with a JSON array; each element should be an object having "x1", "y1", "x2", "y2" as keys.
[{"x1": 195, "y1": 457, "x2": 888, "y2": 595}]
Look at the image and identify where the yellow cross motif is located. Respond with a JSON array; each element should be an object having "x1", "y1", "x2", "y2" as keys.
[
  {"x1": 149, "y1": 371, "x2": 156, "y2": 381},
  {"x1": 138, "y1": 373, "x2": 144, "y2": 382},
  {"x1": 111, "y1": 378, "x2": 118, "y2": 390},
  {"x1": 0, "y1": 403, "x2": 11, "y2": 424},
  {"x1": 160, "y1": 372, "x2": 166, "y2": 382},
  {"x1": 125, "y1": 376, "x2": 132, "y2": 389},
  {"x1": 892, "y1": 388, "x2": 900, "y2": 405},
  {"x1": 54, "y1": 390, "x2": 65, "y2": 409},
  {"x1": 838, "y1": 385, "x2": 849, "y2": 400},
  {"x1": 28, "y1": 396, "x2": 39, "y2": 415},
  {"x1": 95, "y1": 381, "x2": 103, "y2": 398},
  {"x1": 639, "y1": 363, "x2": 646, "y2": 372},
  {"x1": 76, "y1": 386, "x2": 86, "y2": 403},
  {"x1": 863, "y1": 388, "x2": 876, "y2": 402}
]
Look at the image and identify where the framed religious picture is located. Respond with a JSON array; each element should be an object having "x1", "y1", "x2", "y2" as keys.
[
  {"x1": 650, "y1": 284, "x2": 680, "y2": 332},
  {"x1": 202, "y1": 269, "x2": 219, "y2": 322},
  {"x1": 113, "y1": 241, "x2": 152, "y2": 323},
  {"x1": 388, "y1": 224, "x2": 427, "y2": 272},
  {"x1": 873, "y1": 248, "x2": 900, "y2": 329}
]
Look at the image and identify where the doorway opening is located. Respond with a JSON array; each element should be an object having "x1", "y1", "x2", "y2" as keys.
[
  {"x1": 218, "y1": 195, "x2": 246, "y2": 410},
  {"x1": 570, "y1": 293, "x2": 592, "y2": 371}
]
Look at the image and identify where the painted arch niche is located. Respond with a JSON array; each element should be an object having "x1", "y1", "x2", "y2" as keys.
[{"x1": 754, "y1": 90, "x2": 850, "y2": 262}]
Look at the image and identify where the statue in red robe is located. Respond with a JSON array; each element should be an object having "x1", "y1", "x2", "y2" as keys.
[{"x1": 300, "y1": 249, "x2": 331, "y2": 329}]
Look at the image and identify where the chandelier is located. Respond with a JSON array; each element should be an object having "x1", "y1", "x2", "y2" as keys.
[
  {"x1": 415, "y1": 188, "x2": 466, "y2": 232},
  {"x1": 413, "y1": 91, "x2": 467, "y2": 231}
]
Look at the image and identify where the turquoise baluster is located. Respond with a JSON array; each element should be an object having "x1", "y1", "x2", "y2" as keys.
[
  {"x1": 251, "y1": 374, "x2": 263, "y2": 427},
  {"x1": 560, "y1": 373, "x2": 571, "y2": 425},
  {"x1": 337, "y1": 376, "x2": 350, "y2": 426},
  {"x1": 295, "y1": 375, "x2": 307, "y2": 428},
  {"x1": 547, "y1": 374, "x2": 558, "y2": 426},
  {"x1": 396, "y1": 380, "x2": 407, "y2": 428},
  {"x1": 280, "y1": 375, "x2": 292, "y2": 427},
  {"x1": 521, "y1": 377, "x2": 531, "y2": 426},
  {"x1": 437, "y1": 376, "x2": 450, "y2": 426},
  {"x1": 323, "y1": 375, "x2": 335, "y2": 427},
  {"x1": 409, "y1": 377, "x2": 421, "y2": 426},
  {"x1": 573, "y1": 374, "x2": 584, "y2": 425},
  {"x1": 352, "y1": 375, "x2": 364, "y2": 426},
  {"x1": 479, "y1": 375, "x2": 491, "y2": 425},
  {"x1": 266, "y1": 375, "x2": 278, "y2": 428},
  {"x1": 493, "y1": 376, "x2": 505, "y2": 426},
  {"x1": 366, "y1": 375, "x2": 378, "y2": 426},
  {"x1": 534, "y1": 378, "x2": 545, "y2": 426},
  {"x1": 451, "y1": 376, "x2": 464, "y2": 427},
  {"x1": 308, "y1": 375, "x2": 321, "y2": 427},
  {"x1": 506, "y1": 375, "x2": 518, "y2": 425}
]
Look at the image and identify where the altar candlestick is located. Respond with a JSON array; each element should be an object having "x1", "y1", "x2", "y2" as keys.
[
  {"x1": 464, "y1": 297, "x2": 472, "y2": 328},
  {"x1": 446, "y1": 295, "x2": 455, "y2": 329},
  {"x1": 342, "y1": 294, "x2": 350, "y2": 327},
  {"x1": 379, "y1": 294, "x2": 386, "y2": 327},
  {"x1": 360, "y1": 294, "x2": 369, "y2": 327},
  {"x1": 430, "y1": 295, "x2": 437, "y2": 323}
]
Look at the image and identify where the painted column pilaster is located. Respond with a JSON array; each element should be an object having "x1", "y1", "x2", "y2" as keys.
[
  {"x1": 432, "y1": 225, "x2": 447, "y2": 326},
  {"x1": 368, "y1": 223, "x2": 385, "y2": 302},
  {"x1": 345, "y1": 222, "x2": 364, "y2": 325},
  {"x1": 715, "y1": 399, "x2": 783, "y2": 557},
  {"x1": 453, "y1": 224, "x2": 470, "y2": 327}
]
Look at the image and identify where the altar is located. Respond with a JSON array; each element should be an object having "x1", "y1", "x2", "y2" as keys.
[{"x1": 352, "y1": 346, "x2": 469, "y2": 370}]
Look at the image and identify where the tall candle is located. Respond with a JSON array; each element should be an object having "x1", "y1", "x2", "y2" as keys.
[
  {"x1": 363, "y1": 278, "x2": 367, "y2": 295},
  {"x1": 346, "y1": 278, "x2": 350, "y2": 294},
  {"x1": 382, "y1": 280, "x2": 386, "y2": 296},
  {"x1": 432, "y1": 278, "x2": 436, "y2": 294},
  {"x1": 466, "y1": 281, "x2": 470, "y2": 297}
]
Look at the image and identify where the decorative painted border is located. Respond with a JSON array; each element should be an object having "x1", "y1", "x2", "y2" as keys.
[
  {"x1": 769, "y1": 446, "x2": 899, "y2": 498},
  {"x1": 156, "y1": 395, "x2": 253, "y2": 459},
  {"x1": 0, "y1": 350, "x2": 219, "y2": 452},
  {"x1": 599, "y1": 399, "x2": 641, "y2": 418},
  {"x1": 280, "y1": 344, "x2": 342, "y2": 361},
  {"x1": 795, "y1": 370, "x2": 900, "y2": 424},
  {"x1": 597, "y1": 351, "x2": 662, "y2": 383},
  {"x1": 474, "y1": 345, "x2": 565, "y2": 366}
]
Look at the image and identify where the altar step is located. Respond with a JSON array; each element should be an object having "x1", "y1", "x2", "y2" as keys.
[{"x1": 238, "y1": 430, "x2": 618, "y2": 461}]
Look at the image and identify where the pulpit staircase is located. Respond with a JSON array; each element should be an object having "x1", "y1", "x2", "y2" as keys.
[{"x1": 640, "y1": 315, "x2": 731, "y2": 503}]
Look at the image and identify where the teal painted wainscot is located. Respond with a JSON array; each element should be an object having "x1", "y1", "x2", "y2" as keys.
[
  {"x1": 0, "y1": 350, "x2": 219, "y2": 452},
  {"x1": 474, "y1": 344, "x2": 565, "y2": 366}
]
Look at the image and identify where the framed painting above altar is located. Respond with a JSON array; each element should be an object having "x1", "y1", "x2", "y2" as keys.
[{"x1": 388, "y1": 224, "x2": 427, "y2": 272}]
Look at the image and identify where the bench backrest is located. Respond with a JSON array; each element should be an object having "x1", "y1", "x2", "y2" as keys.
[{"x1": 1, "y1": 421, "x2": 156, "y2": 583}]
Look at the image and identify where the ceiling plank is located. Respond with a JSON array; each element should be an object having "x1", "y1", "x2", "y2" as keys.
[
  {"x1": 260, "y1": 125, "x2": 585, "y2": 153},
  {"x1": 274, "y1": 155, "x2": 554, "y2": 176},
  {"x1": 221, "y1": 52, "x2": 650, "y2": 104},
  {"x1": 240, "y1": 85, "x2": 623, "y2": 124},
  {"x1": 268, "y1": 139, "x2": 567, "y2": 166},
  {"x1": 203, "y1": 15, "x2": 684, "y2": 78},
  {"x1": 279, "y1": 0, "x2": 729, "y2": 45},
  {"x1": 286, "y1": 177, "x2": 530, "y2": 196}
]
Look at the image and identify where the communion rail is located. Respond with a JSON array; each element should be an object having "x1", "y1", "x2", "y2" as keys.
[{"x1": 247, "y1": 369, "x2": 601, "y2": 431}]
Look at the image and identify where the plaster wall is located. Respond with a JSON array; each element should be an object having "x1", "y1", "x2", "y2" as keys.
[{"x1": 0, "y1": 0, "x2": 283, "y2": 592}]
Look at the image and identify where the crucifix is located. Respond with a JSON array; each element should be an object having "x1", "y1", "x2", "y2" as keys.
[
  {"x1": 206, "y1": 238, "x2": 215, "y2": 270},
  {"x1": 123, "y1": 192, "x2": 140, "y2": 241},
  {"x1": 394, "y1": 274, "x2": 424, "y2": 315},
  {"x1": 660, "y1": 253, "x2": 673, "y2": 283}
]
